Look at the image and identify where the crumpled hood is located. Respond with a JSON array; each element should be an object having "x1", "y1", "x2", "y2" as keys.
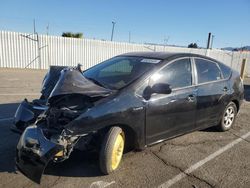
[
  {"x1": 48, "y1": 68, "x2": 113, "y2": 103},
  {"x1": 41, "y1": 66, "x2": 67, "y2": 99}
]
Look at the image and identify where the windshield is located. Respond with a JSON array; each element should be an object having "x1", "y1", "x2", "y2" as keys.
[{"x1": 83, "y1": 56, "x2": 160, "y2": 89}]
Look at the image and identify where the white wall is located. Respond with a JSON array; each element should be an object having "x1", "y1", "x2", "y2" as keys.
[{"x1": 0, "y1": 31, "x2": 249, "y2": 76}]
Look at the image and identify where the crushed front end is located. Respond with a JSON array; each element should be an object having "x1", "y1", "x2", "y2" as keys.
[
  {"x1": 16, "y1": 120, "x2": 85, "y2": 183},
  {"x1": 13, "y1": 99, "x2": 47, "y2": 132},
  {"x1": 16, "y1": 67, "x2": 113, "y2": 183},
  {"x1": 12, "y1": 66, "x2": 66, "y2": 132},
  {"x1": 16, "y1": 125, "x2": 64, "y2": 183}
]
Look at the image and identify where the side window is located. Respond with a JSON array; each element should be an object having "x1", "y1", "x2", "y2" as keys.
[
  {"x1": 151, "y1": 58, "x2": 192, "y2": 89},
  {"x1": 195, "y1": 59, "x2": 222, "y2": 84},
  {"x1": 218, "y1": 62, "x2": 231, "y2": 79}
]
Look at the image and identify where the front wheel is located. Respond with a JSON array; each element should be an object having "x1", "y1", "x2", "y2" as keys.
[
  {"x1": 218, "y1": 102, "x2": 237, "y2": 131},
  {"x1": 99, "y1": 127, "x2": 125, "y2": 174}
]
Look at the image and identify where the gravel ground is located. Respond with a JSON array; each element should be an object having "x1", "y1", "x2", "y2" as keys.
[{"x1": 0, "y1": 68, "x2": 249, "y2": 188}]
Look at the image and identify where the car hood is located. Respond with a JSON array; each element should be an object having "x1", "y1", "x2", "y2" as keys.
[
  {"x1": 41, "y1": 66, "x2": 67, "y2": 99},
  {"x1": 48, "y1": 67, "x2": 113, "y2": 104}
]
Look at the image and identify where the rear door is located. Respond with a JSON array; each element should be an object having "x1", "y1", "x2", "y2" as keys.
[
  {"x1": 145, "y1": 57, "x2": 197, "y2": 144},
  {"x1": 194, "y1": 57, "x2": 228, "y2": 128}
]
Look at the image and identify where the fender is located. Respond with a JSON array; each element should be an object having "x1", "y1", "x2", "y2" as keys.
[{"x1": 65, "y1": 91, "x2": 146, "y2": 149}]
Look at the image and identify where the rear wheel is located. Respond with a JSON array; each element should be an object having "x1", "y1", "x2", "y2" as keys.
[
  {"x1": 99, "y1": 127, "x2": 125, "y2": 174},
  {"x1": 218, "y1": 102, "x2": 237, "y2": 131}
]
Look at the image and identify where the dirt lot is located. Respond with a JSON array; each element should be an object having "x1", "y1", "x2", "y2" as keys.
[{"x1": 0, "y1": 68, "x2": 250, "y2": 188}]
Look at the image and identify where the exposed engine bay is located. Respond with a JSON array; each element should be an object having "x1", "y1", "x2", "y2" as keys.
[
  {"x1": 37, "y1": 94, "x2": 103, "y2": 161},
  {"x1": 44, "y1": 94, "x2": 93, "y2": 133}
]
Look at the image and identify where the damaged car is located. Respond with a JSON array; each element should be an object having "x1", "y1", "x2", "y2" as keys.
[{"x1": 16, "y1": 52, "x2": 244, "y2": 183}]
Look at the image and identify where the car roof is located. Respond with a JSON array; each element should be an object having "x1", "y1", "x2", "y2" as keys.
[
  {"x1": 118, "y1": 51, "x2": 217, "y2": 61},
  {"x1": 119, "y1": 52, "x2": 178, "y2": 60}
]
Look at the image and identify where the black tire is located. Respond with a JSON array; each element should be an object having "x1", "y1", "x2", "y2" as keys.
[
  {"x1": 99, "y1": 126, "x2": 125, "y2": 175},
  {"x1": 218, "y1": 102, "x2": 237, "y2": 131}
]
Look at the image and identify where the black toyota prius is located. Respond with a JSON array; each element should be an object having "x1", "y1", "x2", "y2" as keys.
[{"x1": 16, "y1": 52, "x2": 244, "y2": 183}]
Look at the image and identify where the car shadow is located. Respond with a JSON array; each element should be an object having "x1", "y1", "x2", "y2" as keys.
[
  {"x1": 0, "y1": 102, "x2": 20, "y2": 119},
  {"x1": 0, "y1": 102, "x2": 103, "y2": 179},
  {"x1": 0, "y1": 102, "x2": 20, "y2": 173},
  {"x1": 45, "y1": 150, "x2": 102, "y2": 178},
  {"x1": 201, "y1": 126, "x2": 218, "y2": 132},
  {"x1": 244, "y1": 84, "x2": 250, "y2": 101}
]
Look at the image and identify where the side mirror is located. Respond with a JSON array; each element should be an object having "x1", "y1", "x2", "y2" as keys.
[
  {"x1": 143, "y1": 83, "x2": 172, "y2": 100},
  {"x1": 151, "y1": 83, "x2": 172, "y2": 95}
]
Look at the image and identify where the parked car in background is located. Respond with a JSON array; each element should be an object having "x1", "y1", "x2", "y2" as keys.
[{"x1": 16, "y1": 52, "x2": 244, "y2": 183}]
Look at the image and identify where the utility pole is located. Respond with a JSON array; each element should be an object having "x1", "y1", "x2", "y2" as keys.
[
  {"x1": 164, "y1": 36, "x2": 170, "y2": 46},
  {"x1": 46, "y1": 22, "x2": 49, "y2": 36},
  {"x1": 210, "y1": 35, "x2": 215, "y2": 49},
  {"x1": 33, "y1": 19, "x2": 41, "y2": 69},
  {"x1": 111, "y1": 21, "x2": 116, "y2": 41},
  {"x1": 129, "y1": 31, "x2": 131, "y2": 43},
  {"x1": 33, "y1": 19, "x2": 36, "y2": 33},
  {"x1": 206, "y1": 32, "x2": 211, "y2": 49}
]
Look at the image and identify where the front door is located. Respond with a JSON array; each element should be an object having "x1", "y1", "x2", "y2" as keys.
[{"x1": 145, "y1": 57, "x2": 197, "y2": 144}]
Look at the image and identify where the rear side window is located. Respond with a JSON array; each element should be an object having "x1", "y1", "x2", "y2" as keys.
[
  {"x1": 195, "y1": 59, "x2": 222, "y2": 84},
  {"x1": 218, "y1": 62, "x2": 231, "y2": 79}
]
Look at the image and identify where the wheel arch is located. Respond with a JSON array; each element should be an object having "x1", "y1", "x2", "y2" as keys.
[
  {"x1": 231, "y1": 99, "x2": 239, "y2": 113},
  {"x1": 98, "y1": 123, "x2": 139, "y2": 151}
]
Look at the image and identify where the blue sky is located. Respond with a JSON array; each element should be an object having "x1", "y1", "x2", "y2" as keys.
[{"x1": 0, "y1": 0, "x2": 250, "y2": 48}]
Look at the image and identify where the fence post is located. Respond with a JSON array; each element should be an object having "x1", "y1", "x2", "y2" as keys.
[
  {"x1": 230, "y1": 51, "x2": 234, "y2": 68},
  {"x1": 240, "y1": 58, "x2": 247, "y2": 80},
  {"x1": 36, "y1": 33, "x2": 42, "y2": 69}
]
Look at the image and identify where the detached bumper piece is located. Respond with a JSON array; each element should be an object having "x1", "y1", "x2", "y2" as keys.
[
  {"x1": 16, "y1": 126, "x2": 63, "y2": 183},
  {"x1": 13, "y1": 99, "x2": 47, "y2": 132}
]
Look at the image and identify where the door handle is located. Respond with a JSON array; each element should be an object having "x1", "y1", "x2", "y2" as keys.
[
  {"x1": 223, "y1": 87, "x2": 228, "y2": 92},
  {"x1": 187, "y1": 94, "x2": 195, "y2": 102}
]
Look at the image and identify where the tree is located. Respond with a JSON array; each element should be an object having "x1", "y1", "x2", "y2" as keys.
[
  {"x1": 62, "y1": 32, "x2": 83, "y2": 38},
  {"x1": 188, "y1": 43, "x2": 198, "y2": 48}
]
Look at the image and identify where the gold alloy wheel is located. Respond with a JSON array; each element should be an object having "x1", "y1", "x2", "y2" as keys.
[{"x1": 111, "y1": 132, "x2": 124, "y2": 170}]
